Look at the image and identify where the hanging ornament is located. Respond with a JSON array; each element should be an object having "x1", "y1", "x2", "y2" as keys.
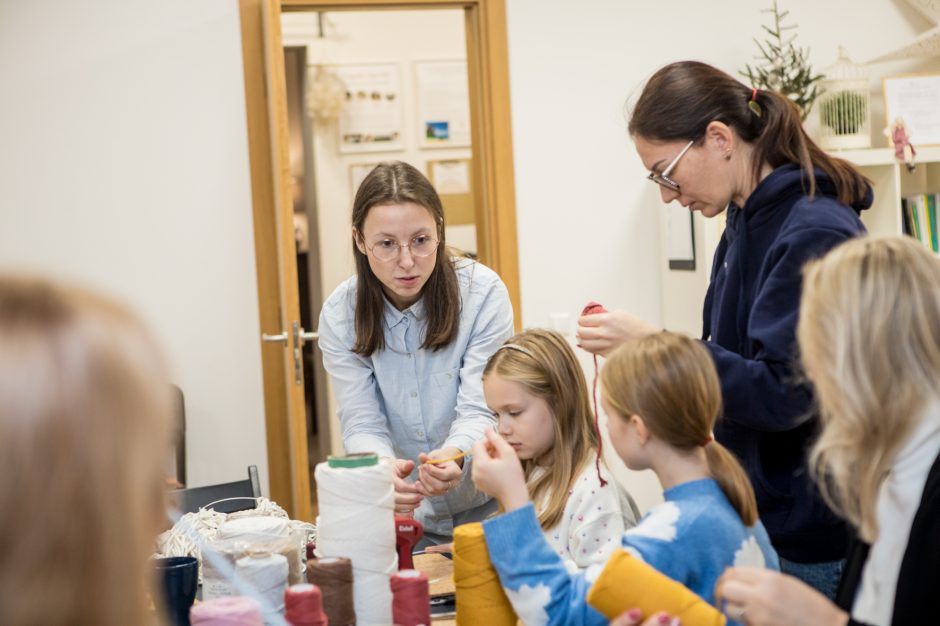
[{"x1": 305, "y1": 65, "x2": 346, "y2": 122}]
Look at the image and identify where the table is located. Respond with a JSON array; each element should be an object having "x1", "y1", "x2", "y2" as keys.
[{"x1": 413, "y1": 553, "x2": 455, "y2": 625}]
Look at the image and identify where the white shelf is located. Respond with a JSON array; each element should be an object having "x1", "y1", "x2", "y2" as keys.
[{"x1": 829, "y1": 145, "x2": 940, "y2": 167}]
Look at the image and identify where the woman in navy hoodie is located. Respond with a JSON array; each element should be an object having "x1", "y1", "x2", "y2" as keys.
[{"x1": 577, "y1": 60, "x2": 871, "y2": 599}]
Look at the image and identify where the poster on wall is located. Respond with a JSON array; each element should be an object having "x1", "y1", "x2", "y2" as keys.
[
  {"x1": 335, "y1": 63, "x2": 404, "y2": 153},
  {"x1": 415, "y1": 60, "x2": 471, "y2": 148}
]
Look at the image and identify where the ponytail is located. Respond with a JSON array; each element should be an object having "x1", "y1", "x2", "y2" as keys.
[{"x1": 704, "y1": 441, "x2": 758, "y2": 526}]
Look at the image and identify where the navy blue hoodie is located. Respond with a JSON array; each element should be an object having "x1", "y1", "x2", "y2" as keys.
[{"x1": 702, "y1": 163, "x2": 870, "y2": 563}]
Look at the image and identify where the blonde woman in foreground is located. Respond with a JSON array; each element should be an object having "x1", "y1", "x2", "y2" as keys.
[
  {"x1": 0, "y1": 276, "x2": 172, "y2": 625},
  {"x1": 718, "y1": 235, "x2": 940, "y2": 626}
]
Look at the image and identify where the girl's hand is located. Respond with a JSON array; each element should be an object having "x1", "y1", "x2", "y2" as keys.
[
  {"x1": 390, "y1": 458, "x2": 424, "y2": 515},
  {"x1": 610, "y1": 610, "x2": 679, "y2": 626},
  {"x1": 471, "y1": 430, "x2": 528, "y2": 511},
  {"x1": 715, "y1": 567, "x2": 848, "y2": 626},
  {"x1": 416, "y1": 447, "x2": 463, "y2": 497},
  {"x1": 576, "y1": 311, "x2": 660, "y2": 357}
]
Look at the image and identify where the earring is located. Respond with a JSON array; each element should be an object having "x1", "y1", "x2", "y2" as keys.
[{"x1": 724, "y1": 151, "x2": 732, "y2": 161}]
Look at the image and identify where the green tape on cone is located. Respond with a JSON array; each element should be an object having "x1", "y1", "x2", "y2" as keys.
[{"x1": 327, "y1": 452, "x2": 379, "y2": 468}]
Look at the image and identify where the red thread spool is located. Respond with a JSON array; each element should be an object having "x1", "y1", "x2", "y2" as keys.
[
  {"x1": 391, "y1": 569, "x2": 430, "y2": 626},
  {"x1": 285, "y1": 583, "x2": 328, "y2": 626},
  {"x1": 581, "y1": 300, "x2": 609, "y2": 487}
]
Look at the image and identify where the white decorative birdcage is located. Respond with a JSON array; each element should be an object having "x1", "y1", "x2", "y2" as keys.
[{"x1": 817, "y1": 46, "x2": 871, "y2": 150}]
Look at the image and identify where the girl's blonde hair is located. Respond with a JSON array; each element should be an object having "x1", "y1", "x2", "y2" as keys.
[
  {"x1": 0, "y1": 276, "x2": 171, "y2": 626},
  {"x1": 483, "y1": 329, "x2": 598, "y2": 530},
  {"x1": 601, "y1": 332, "x2": 758, "y2": 526},
  {"x1": 800, "y1": 235, "x2": 940, "y2": 543}
]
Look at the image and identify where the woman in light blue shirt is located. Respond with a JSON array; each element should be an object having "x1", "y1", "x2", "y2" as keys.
[{"x1": 318, "y1": 161, "x2": 514, "y2": 544}]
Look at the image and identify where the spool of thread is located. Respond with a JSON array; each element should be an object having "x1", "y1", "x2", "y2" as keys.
[
  {"x1": 391, "y1": 569, "x2": 431, "y2": 626},
  {"x1": 315, "y1": 458, "x2": 396, "y2": 626},
  {"x1": 235, "y1": 552, "x2": 289, "y2": 624},
  {"x1": 586, "y1": 549, "x2": 726, "y2": 625},
  {"x1": 284, "y1": 583, "x2": 328, "y2": 626},
  {"x1": 453, "y1": 523, "x2": 516, "y2": 626},
  {"x1": 307, "y1": 557, "x2": 355, "y2": 626},
  {"x1": 190, "y1": 596, "x2": 264, "y2": 626}
]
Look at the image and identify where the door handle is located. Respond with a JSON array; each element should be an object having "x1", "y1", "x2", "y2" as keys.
[{"x1": 262, "y1": 332, "x2": 289, "y2": 343}]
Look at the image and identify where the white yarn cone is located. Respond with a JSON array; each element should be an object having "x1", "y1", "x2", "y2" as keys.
[{"x1": 315, "y1": 460, "x2": 396, "y2": 626}]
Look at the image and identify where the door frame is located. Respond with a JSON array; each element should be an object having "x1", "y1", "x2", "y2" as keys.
[{"x1": 239, "y1": 0, "x2": 520, "y2": 520}]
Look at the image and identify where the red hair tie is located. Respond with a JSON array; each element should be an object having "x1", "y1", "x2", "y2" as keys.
[
  {"x1": 701, "y1": 435, "x2": 713, "y2": 447},
  {"x1": 581, "y1": 301, "x2": 609, "y2": 487},
  {"x1": 751, "y1": 88, "x2": 758, "y2": 102}
]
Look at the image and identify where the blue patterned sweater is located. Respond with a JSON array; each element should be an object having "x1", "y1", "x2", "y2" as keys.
[{"x1": 482, "y1": 478, "x2": 779, "y2": 626}]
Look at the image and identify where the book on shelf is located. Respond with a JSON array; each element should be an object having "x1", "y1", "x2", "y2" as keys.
[{"x1": 903, "y1": 193, "x2": 940, "y2": 253}]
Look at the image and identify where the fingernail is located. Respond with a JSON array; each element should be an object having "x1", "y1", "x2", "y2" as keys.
[
  {"x1": 670, "y1": 619, "x2": 681, "y2": 626},
  {"x1": 658, "y1": 615, "x2": 671, "y2": 625},
  {"x1": 627, "y1": 609, "x2": 642, "y2": 620}
]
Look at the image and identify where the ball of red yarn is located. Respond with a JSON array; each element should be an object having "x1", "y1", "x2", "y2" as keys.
[{"x1": 581, "y1": 301, "x2": 608, "y2": 316}]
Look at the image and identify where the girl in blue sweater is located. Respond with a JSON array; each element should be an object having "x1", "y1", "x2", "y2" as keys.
[{"x1": 472, "y1": 331, "x2": 779, "y2": 626}]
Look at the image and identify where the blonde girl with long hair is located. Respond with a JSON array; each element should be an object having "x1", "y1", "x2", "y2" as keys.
[
  {"x1": 473, "y1": 331, "x2": 778, "y2": 626},
  {"x1": 0, "y1": 276, "x2": 172, "y2": 625},
  {"x1": 479, "y1": 329, "x2": 639, "y2": 570},
  {"x1": 718, "y1": 235, "x2": 940, "y2": 626}
]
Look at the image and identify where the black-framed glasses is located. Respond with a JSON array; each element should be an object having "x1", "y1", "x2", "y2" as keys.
[
  {"x1": 646, "y1": 140, "x2": 694, "y2": 192},
  {"x1": 366, "y1": 234, "x2": 439, "y2": 262}
]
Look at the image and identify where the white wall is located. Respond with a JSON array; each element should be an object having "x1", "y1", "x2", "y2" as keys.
[
  {"x1": 504, "y1": 0, "x2": 933, "y2": 512},
  {"x1": 0, "y1": 0, "x2": 270, "y2": 490}
]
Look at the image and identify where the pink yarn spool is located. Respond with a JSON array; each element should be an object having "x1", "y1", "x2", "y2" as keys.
[
  {"x1": 285, "y1": 583, "x2": 328, "y2": 626},
  {"x1": 391, "y1": 569, "x2": 430, "y2": 626},
  {"x1": 190, "y1": 596, "x2": 264, "y2": 626}
]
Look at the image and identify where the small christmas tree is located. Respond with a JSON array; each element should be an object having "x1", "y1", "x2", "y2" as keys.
[{"x1": 740, "y1": 0, "x2": 824, "y2": 120}]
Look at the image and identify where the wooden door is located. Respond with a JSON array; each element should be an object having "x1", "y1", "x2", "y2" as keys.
[{"x1": 239, "y1": 0, "x2": 313, "y2": 521}]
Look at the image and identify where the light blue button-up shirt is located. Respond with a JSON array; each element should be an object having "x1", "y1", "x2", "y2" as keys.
[{"x1": 318, "y1": 259, "x2": 514, "y2": 534}]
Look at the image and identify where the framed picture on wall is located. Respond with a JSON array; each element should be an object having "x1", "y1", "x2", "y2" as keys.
[
  {"x1": 415, "y1": 60, "x2": 471, "y2": 148},
  {"x1": 349, "y1": 162, "x2": 382, "y2": 198},
  {"x1": 335, "y1": 63, "x2": 405, "y2": 154},
  {"x1": 884, "y1": 73, "x2": 940, "y2": 147}
]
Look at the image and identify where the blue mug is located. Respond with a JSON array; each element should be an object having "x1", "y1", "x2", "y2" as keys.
[{"x1": 154, "y1": 556, "x2": 198, "y2": 626}]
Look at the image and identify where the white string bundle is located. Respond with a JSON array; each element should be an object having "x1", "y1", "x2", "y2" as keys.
[
  {"x1": 235, "y1": 552, "x2": 289, "y2": 625},
  {"x1": 154, "y1": 497, "x2": 315, "y2": 584},
  {"x1": 315, "y1": 460, "x2": 396, "y2": 626}
]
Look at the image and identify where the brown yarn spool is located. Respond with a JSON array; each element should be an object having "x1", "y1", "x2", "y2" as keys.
[
  {"x1": 307, "y1": 556, "x2": 356, "y2": 626},
  {"x1": 453, "y1": 523, "x2": 517, "y2": 626}
]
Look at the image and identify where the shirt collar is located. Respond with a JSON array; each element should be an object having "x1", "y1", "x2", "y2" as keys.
[{"x1": 383, "y1": 295, "x2": 426, "y2": 330}]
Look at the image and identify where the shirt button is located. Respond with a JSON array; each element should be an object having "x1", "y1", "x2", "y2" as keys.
[
  {"x1": 410, "y1": 391, "x2": 418, "y2": 398},
  {"x1": 416, "y1": 429, "x2": 425, "y2": 438},
  {"x1": 407, "y1": 353, "x2": 413, "y2": 359},
  {"x1": 446, "y1": 373, "x2": 453, "y2": 380}
]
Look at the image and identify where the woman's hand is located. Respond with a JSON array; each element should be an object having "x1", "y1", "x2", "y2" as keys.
[
  {"x1": 715, "y1": 567, "x2": 849, "y2": 626},
  {"x1": 576, "y1": 311, "x2": 660, "y2": 357},
  {"x1": 471, "y1": 430, "x2": 529, "y2": 512},
  {"x1": 416, "y1": 447, "x2": 464, "y2": 497},
  {"x1": 610, "y1": 609, "x2": 679, "y2": 626},
  {"x1": 390, "y1": 458, "x2": 424, "y2": 515}
]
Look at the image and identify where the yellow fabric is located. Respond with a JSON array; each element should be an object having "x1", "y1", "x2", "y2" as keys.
[
  {"x1": 586, "y1": 549, "x2": 726, "y2": 625},
  {"x1": 453, "y1": 523, "x2": 517, "y2": 626}
]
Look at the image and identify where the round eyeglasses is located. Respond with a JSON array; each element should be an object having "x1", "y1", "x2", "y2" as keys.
[{"x1": 366, "y1": 234, "x2": 439, "y2": 262}]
